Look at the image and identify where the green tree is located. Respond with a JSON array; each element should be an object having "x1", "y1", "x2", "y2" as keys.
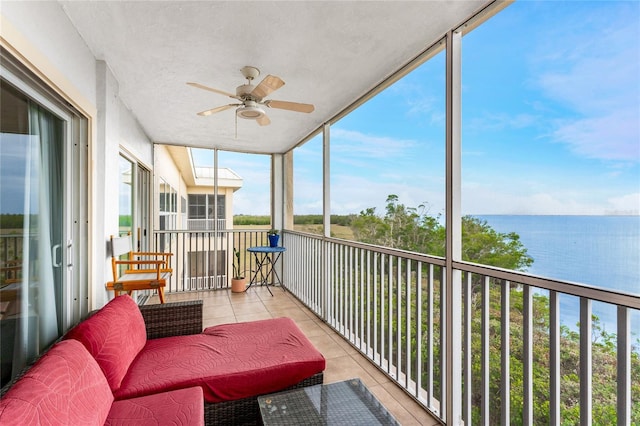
[
  {"x1": 462, "y1": 216, "x2": 533, "y2": 271},
  {"x1": 352, "y1": 195, "x2": 533, "y2": 271}
]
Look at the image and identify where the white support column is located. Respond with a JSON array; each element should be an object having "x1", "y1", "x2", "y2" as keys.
[
  {"x1": 271, "y1": 153, "x2": 284, "y2": 231},
  {"x1": 283, "y1": 151, "x2": 294, "y2": 230},
  {"x1": 322, "y1": 123, "x2": 331, "y2": 319},
  {"x1": 322, "y1": 124, "x2": 331, "y2": 238},
  {"x1": 445, "y1": 29, "x2": 463, "y2": 426},
  {"x1": 271, "y1": 153, "x2": 285, "y2": 286}
]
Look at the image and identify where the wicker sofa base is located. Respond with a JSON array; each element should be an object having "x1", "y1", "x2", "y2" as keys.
[{"x1": 204, "y1": 372, "x2": 324, "y2": 426}]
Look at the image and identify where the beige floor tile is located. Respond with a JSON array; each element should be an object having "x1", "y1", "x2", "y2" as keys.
[
  {"x1": 262, "y1": 297, "x2": 300, "y2": 309},
  {"x1": 267, "y1": 307, "x2": 311, "y2": 322},
  {"x1": 292, "y1": 319, "x2": 329, "y2": 338},
  {"x1": 349, "y1": 351, "x2": 392, "y2": 385},
  {"x1": 198, "y1": 294, "x2": 231, "y2": 306},
  {"x1": 235, "y1": 312, "x2": 274, "y2": 322},
  {"x1": 323, "y1": 355, "x2": 379, "y2": 388},
  {"x1": 202, "y1": 315, "x2": 237, "y2": 328},
  {"x1": 306, "y1": 333, "x2": 350, "y2": 360},
  {"x1": 328, "y1": 333, "x2": 359, "y2": 355},
  {"x1": 231, "y1": 301, "x2": 269, "y2": 315},
  {"x1": 228, "y1": 291, "x2": 263, "y2": 303},
  {"x1": 202, "y1": 304, "x2": 235, "y2": 319}
]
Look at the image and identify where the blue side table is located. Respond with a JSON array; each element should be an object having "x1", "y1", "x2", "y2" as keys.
[{"x1": 246, "y1": 246, "x2": 286, "y2": 296}]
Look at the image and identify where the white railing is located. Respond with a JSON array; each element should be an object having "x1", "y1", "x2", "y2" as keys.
[
  {"x1": 282, "y1": 230, "x2": 640, "y2": 425},
  {"x1": 152, "y1": 229, "x2": 271, "y2": 292}
]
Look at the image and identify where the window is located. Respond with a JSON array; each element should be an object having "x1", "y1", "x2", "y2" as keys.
[
  {"x1": 187, "y1": 194, "x2": 225, "y2": 230},
  {"x1": 158, "y1": 179, "x2": 177, "y2": 250}
]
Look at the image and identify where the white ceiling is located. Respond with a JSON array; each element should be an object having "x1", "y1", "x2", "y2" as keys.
[{"x1": 60, "y1": 1, "x2": 492, "y2": 154}]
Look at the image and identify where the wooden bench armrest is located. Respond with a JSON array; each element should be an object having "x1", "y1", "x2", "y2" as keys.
[
  {"x1": 133, "y1": 251, "x2": 173, "y2": 257},
  {"x1": 124, "y1": 268, "x2": 173, "y2": 274},
  {"x1": 115, "y1": 259, "x2": 165, "y2": 266}
]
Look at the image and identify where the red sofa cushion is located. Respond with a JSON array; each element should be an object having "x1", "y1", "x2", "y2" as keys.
[
  {"x1": 65, "y1": 294, "x2": 147, "y2": 392},
  {"x1": 113, "y1": 317, "x2": 325, "y2": 403},
  {"x1": 0, "y1": 339, "x2": 113, "y2": 425},
  {"x1": 106, "y1": 387, "x2": 204, "y2": 426}
]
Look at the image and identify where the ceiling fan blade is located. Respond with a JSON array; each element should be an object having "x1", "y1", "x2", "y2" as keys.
[
  {"x1": 250, "y1": 75, "x2": 285, "y2": 100},
  {"x1": 256, "y1": 113, "x2": 271, "y2": 126},
  {"x1": 187, "y1": 82, "x2": 238, "y2": 99},
  {"x1": 197, "y1": 104, "x2": 239, "y2": 116},
  {"x1": 266, "y1": 100, "x2": 315, "y2": 113}
]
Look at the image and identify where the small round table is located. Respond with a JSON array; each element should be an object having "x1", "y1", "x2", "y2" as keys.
[{"x1": 246, "y1": 246, "x2": 286, "y2": 296}]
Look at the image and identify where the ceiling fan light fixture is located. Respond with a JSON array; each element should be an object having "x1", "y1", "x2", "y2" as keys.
[{"x1": 236, "y1": 101, "x2": 265, "y2": 120}]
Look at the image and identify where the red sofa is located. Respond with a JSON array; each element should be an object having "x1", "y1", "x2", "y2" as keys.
[
  {"x1": 0, "y1": 339, "x2": 204, "y2": 425},
  {"x1": 1, "y1": 295, "x2": 325, "y2": 425}
]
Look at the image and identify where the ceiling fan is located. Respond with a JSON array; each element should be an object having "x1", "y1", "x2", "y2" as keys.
[{"x1": 187, "y1": 66, "x2": 314, "y2": 126}]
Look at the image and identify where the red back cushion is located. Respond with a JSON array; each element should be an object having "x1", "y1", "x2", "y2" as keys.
[
  {"x1": 65, "y1": 294, "x2": 147, "y2": 391},
  {"x1": 0, "y1": 340, "x2": 114, "y2": 425}
]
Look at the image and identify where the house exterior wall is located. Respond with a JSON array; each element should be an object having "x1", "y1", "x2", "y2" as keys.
[
  {"x1": 154, "y1": 144, "x2": 186, "y2": 230},
  {"x1": 1, "y1": 3, "x2": 154, "y2": 310}
]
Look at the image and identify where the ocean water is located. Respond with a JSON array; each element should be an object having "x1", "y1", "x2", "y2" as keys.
[{"x1": 477, "y1": 215, "x2": 639, "y2": 334}]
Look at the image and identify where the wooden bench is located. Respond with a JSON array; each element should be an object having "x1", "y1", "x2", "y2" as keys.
[{"x1": 105, "y1": 234, "x2": 172, "y2": 303}]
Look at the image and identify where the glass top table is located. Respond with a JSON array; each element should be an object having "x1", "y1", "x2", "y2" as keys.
[{"x1": 258, "y1": 378, "x2": 399, "y2": 425}]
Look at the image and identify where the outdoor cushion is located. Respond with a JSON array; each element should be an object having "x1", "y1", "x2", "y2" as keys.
[
  {"x1": 113, "y1": 317, "x2": 326, "y2": 403},
  {"x1": 106, "y1": 387, "x2": 204, "y2": 426},
  {"x1": 65, "y1": 294, "x2": 147, "y2": 391},
  {"x1": 0, "y1": 339, "x2": 114, "y2": 425}
]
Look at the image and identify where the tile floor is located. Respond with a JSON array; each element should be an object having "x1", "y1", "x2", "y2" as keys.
[{"x1": 148, "y1": 286, "x2": 441, "y2": 425}]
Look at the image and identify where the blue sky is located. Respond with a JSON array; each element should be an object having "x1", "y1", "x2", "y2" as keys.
[{"x1": 195, "y1": 1, "x2": 639, "y2": 217}]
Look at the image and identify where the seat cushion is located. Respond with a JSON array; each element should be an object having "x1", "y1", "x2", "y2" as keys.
[
  {"x1": 0, "y1": 339, "x2": 113, "y2": 425},
  {"x1": 113, "y1": 317, "x2": 325, "y2": 403},
  {"x1": 65, "y1": 294, "x2": 147, "y2": 391},
  {"x1": 106, "y1": 387, "x2": 204, "y2": 426}
]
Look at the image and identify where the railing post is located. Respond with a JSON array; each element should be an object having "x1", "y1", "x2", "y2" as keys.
[
  {"x1": 617, "y1": 306, "x2": 630, "y2": 426},
  {"x1": 501, "y1": 281, "x2": 511, "y2": 424},
  {"x1": 550, "y1": 291, "x2": 560, "y2": 425},
  {"x1": 523, "y1": 285, "x2": 533, "y2": 426},
  {"x1": 579, "y1": 298, "x2": 592, "y2": 425}
]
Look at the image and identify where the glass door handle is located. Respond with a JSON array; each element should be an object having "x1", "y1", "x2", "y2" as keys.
[{"x1": 52, "y1": 244, "x2": 62, "y2": 267}]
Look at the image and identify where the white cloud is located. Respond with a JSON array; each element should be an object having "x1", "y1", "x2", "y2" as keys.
[
  {"x1": 605, "y1": 192, "x2": 640, "y2": 215},
  {"x1": 462, "y1": 182, "x2": 637, "y2": 216},
  {"x1": 467, "y1": 112, "x2": 538, "y2": 132},
  {"x1": 330, "y1": 174, "x2": 444, "y2": 216},
  {"x1": 533, "y1": 5, "x2": 640, "y2": 163},
  {"x1": 330, "y1": 128, "x2": 416, "y2": 159},
  {"x1": 552, "y1": 110, "x2": 640, "y2": 162}
]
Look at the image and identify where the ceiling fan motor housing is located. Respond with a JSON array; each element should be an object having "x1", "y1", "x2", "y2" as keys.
[{"x1": 236, "y1": 100, "x2": 265, "y2": 120}]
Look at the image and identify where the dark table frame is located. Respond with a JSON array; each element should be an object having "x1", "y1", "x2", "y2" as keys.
[{"x1": 246, "y1": 246, "x2": 286, "y2": 296}]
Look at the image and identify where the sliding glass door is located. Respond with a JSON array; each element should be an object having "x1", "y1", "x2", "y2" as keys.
[{"x1": 0, "y1": 57, "x2": 87, "y2": 387}]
